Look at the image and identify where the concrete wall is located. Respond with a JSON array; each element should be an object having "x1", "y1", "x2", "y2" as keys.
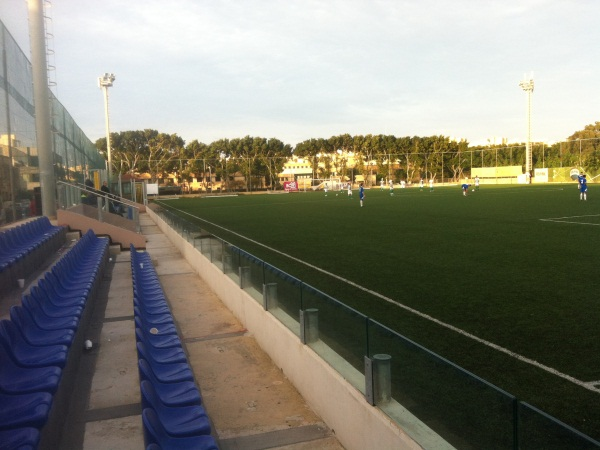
[
  {"x1": 146, "y1": 208, "x2": 432, "y2": 450},
  {"x1": 57, "y1": 208, "x2": 146, "y2": 249}
]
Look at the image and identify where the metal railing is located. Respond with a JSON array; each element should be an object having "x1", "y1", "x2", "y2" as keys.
[
  {"x1": 56, "y1": 181, "x2": 141, "y2": 232},
  {"x1": 153, "y1": 204, "x2": 600, "y2": 450}
]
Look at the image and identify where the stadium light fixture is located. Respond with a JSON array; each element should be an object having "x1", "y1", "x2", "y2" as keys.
[
  {"x1": 519, "y1": 73, "x2": 534, "y2": 175},
  {"x1": 98, "y1": 73, "x2": 116, "y2": 186}
]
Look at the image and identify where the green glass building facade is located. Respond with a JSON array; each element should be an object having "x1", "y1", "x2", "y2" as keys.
[{"x1": 0, "y1": 19, "x2": 102, "y2": 224}]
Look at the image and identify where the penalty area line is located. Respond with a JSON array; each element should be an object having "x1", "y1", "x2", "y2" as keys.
[
  {"x1": 157, "y1": 201, "x2": 600, "y2": 394},
  {"x1": 541, "y1": 214, "x2": 600, "y2": 226}
]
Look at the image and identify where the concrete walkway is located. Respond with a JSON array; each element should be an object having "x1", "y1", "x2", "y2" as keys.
[{"x1": 61, "y1": 212, "x2": 344, "y2": 449}]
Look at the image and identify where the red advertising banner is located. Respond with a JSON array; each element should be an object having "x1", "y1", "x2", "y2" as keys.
[{"x1": 283, "y1": 181, "x2": 298, "y2": 192}]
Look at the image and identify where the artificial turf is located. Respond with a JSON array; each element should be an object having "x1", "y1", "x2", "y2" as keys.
[{"x1": 155, "y1": 183, "x2": 600, "y2": 440}]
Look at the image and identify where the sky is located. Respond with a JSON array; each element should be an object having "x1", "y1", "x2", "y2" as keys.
[{"x1": 1, "y1": 0, "x2": 598, "y2": 147}]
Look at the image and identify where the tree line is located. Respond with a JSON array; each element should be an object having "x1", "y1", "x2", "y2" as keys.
[{"x1": 96, "y1": 122, "x2": 600, "y2": 189}]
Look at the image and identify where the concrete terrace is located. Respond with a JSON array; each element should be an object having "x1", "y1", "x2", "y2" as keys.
[{"x1": 0, "y1": 212, "x2": 344, "y2": 450}]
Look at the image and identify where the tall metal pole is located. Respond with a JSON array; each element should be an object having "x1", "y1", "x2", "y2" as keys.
[
  {"x1": 519, "y1": 74, "x2": 534, "y2": 175},
  {"x1": 98, "y1": 73, "x2": 115, "y2": 186},
  {"x1": 28, "y1": 0, "x2": 56, "y2": 217}
]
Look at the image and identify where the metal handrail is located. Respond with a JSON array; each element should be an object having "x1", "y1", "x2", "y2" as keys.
[{"x1": 56, "y1": 181, "x2": 141, "y2": 232}]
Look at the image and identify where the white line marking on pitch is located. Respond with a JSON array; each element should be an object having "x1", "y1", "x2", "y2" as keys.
[
  {"x1": 159, "y1": 202, "x2": 600, "y2": 394},
  {"x1": 541, "y1": 214, "x2": 600, "y2": 226}
]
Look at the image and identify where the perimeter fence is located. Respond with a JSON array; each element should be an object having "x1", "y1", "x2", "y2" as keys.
[{"x1": 152, "y1": 203, "x2": 600, "y2": 450}]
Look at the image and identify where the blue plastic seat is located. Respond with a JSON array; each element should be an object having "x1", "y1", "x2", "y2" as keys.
[
  {"x1": 133, "y1": 287, "x2": 169, "y2": 302},
  {"x1": 9, "y1": 306, "x2": 75, "y2": 347},
  {"x1": 44, "y1": 271, "x2": 92, "y2": 299},
  {"x1": 0, "y1": 344, "x2": 62, "y2": 394},
  {"x1": 133, "y1": 307, "x2": 175, "y2": 327},
  {"x1": 132, "y1": 270, "x2": 161, "y2": 282},
  {"x1": 133, "y1": 278, "x2": 163, "y2": 290},
  {"x1": 140, "y1": 380, "x2": 211, "y2": 437},
  {"x1": 132, "y1": 277, "x2": 165, "y2": 291},
  {"x1": 142, "y1": 408, "x2": 218, "y2": 450},
  {"x1": 0, "y1": 391, "x2": 53, "y2": 430},
  {"x1": 133, "y1": 297, "x2": 171, "y2": 316},
  {"x1": 136, "y1": 327, "x2": 183, "y2": 350},
  {"x1": 0, "y1": 320, "x2": 68, "y2": 368},
  {"x1": 134, "y1": 315, "x2": 178, "y2": 336},
  {"x1": 22, "y1": 293, "x2": 83, "y2": 320},
  {"x1": 20, "y1": 301, "x2": 80, "y2": 331},
  {"x1": 5, "y1": 227, "x2": 37, "y2": 253},
  {"x1": 138, "y1": 359, "x2": 202, "y2": 407},
  {"x1": 137, "y1": 358, "x2": 193, "y2": 384},
  {"x1": 136, "y1": 341, "x2": 187, "y2": 365},
  {"x1": 49, "y1": 263, "x2": 95, "y2": 292},
  {"x1": 33, "y1": 279, "x2": 87, "y2": 307},
  {"x1": 0, "y1": 232, "x2": 25, "y2": 266},
  {"x1": 131, "y1": 264, "x2": 160, "y2": 278},
  {"x1": 0, "y1": 427, "x2": 40, "y2": 450}
]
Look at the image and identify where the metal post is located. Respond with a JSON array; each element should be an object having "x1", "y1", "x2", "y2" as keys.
[
  {"x1": 209, "y1": 239, "x2": 215, "y2": 262},
  {"x1": 263, "y1": 283, "x2": 278, "y2": 310},
  {"x1": 222, "y1": 248, "x2": 232, "y2": 274},
  {"x1": 300, "y1": 308, "x2": 319, "y2": 344},
  {"x1": 97, "y1": 196, "x2": 103, "y2": 221},
  {"x1": 133, "y1": 207, "x2": 140, "y2": 232},
  {"x1": 373, "y1": 354, "x2": 392, "y2": 404},
  {"x1": 239, "y1": 266, "x2": 250, "y2": 289},
  {"x1": 28, "y1": 0, "x2": 57, "y2": 218},
  {"x1": 365, "y1": 354, "x2": 392, "y2": 405}
]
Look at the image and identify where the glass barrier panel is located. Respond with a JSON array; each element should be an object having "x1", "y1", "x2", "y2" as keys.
[
  {"x1": 238, "y1": 250, "x2": 264, "y2": 303},
  {"x1": 225, "y1": 245, "x2": 241, "y2": 284},
  {"x1": 175, "y1": 216, "x2": 185, "y2": 234},
  {"x1": 210, "y1": 237, "x2": 224, "y2": 270},
  {"x1": 192, "y1": 227, "x2": 204, "y2": 251},
  {"x1": 199, "y1": 232, "x2": 212, "y2": 257},
  {"x1": 205, "y1": 235, "x2": 216, "y2": 262},
  {"x1": 164, "y1": 210, "x2": 175, "y2": 226},
  {"x1": 184, "y1": 221, "x2": 197, "y2": 244},
  {"x1": 368, "y1": 319, "x2": 516, "y2": 450},
  {"x1": 301, "y1": 284, "x2": 368, "y2": 392},
  {"x1": 263, "y1": 263, "x2": 303, "y2": 337},
  {"x1": 221, "y1": 242, "x2": 235, "y2": 275},
  {"x1": 180, "y1": 220, "x2": 190, "y2": 242},
  {"x1": 518, "y1": 402, "x2": 600, "y2": 450}
]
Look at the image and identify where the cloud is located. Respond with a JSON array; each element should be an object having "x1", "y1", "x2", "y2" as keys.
[{"x1": 2, "y1": 0, "x2": 599, "y2": 146}]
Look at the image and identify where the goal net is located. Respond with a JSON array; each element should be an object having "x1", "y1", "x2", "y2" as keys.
[{"x1": 306, "y1": 177, "x2": 343, "y2": 191}]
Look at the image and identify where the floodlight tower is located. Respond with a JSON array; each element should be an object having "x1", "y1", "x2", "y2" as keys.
[
  {"x1": 519, "y1": 73, "x2": 534, "y2": 175},
  {"x1": 98, "y1": 73, "x2": 116, "y2": 186}
]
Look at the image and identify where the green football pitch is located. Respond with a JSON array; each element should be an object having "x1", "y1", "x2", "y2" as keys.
[{"x1": 155, "y1": 183, "x2": 600, "y2": 440}]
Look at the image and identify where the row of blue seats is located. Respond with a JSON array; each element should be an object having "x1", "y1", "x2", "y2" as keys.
[
  {"x1": 130, "y1": 245, "x2": 218, "y2": 450},
  {"x1": 0, "y1": 230, "x2": 109, "y2": 450},
  {"x1": 0, "y1": 217, "x2": 67, "y2": 292}
]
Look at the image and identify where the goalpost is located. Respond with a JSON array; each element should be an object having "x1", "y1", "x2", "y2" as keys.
[{"x1": 306, "y1": 177, "x2": 343, "y2": 191}]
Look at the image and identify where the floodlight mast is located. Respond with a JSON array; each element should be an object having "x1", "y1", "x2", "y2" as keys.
[
  {"x1": 98, "y1": 73, "x2": 115, "y2": 187},
  {"x1": 519, "y1": 73, "x2": 534, "y2": 175}
]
